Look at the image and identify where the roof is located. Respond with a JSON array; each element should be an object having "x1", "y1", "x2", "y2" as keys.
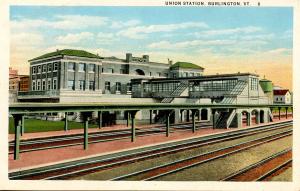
[
  {"x1": 273, "y1": 89, "x2": 290, "y2": 96},
  {"x1": 170, "y1": 62, "x2": 204, "y2": 70},
  {"x1": 132, "y1": 72, "x2": 259, "y2": 83},
  {"x1": 29, "y1": 49, "x2": 102, "y2": 61}
]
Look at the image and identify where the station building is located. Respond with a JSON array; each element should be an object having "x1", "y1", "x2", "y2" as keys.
[{"x1": 17, "y1": 49, "x2": 274, "y2": 128}]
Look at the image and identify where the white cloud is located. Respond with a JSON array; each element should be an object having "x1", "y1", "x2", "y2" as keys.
[
  {"x1": 11, "y1": 15, "x2": 108, "y2": 31},
  {"x1": 238, "y1": 33, "x2": 274, "y2": 41},
  {"x1": 96, "y1": 32, "x2": 118, "y2": 44},
  {"x1": 194, "y1": 26, "x2": 262, "y2": 37},
  {"x1": 281, "y1": 30, "x2": 292, "y2": 39},
  {"x1": 110, "y1": 19, "x2": 140, "y2": 29},
  {"x1": 117, "y1": 22, "x2": 209, "y2": 39},
  {"x1": 56, "y1": 32, "x2": 94, "y2": 44},
  {"x1": 265, "y1": 48, "x2": 292, "y2": 55},
  {"x1": 148, "y1": 39, "x2": 234, "y2": 49},
  {"x1": 11, "y1": 32, "x2": 44, "y2": 47}
]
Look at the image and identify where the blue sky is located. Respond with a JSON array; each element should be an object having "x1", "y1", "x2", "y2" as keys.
[{"x1": 10, "y1": 6, "x2": 293, "y2": 89}]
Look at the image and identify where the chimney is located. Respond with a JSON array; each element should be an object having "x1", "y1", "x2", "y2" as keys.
[
  {"x1": 142, "y1": 55, "x2": 149, "y2": 62},
  {"x1": 126, "y1": 53, "x2": 132, "y2": 63}
]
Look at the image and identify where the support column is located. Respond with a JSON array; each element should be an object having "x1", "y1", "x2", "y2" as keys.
[
  {"x1": 82, "y1": 112, "x2": 92, "y2": 150},
  {"x1": 192, "y1": 110, "x2": 197, "y2": 133},
  {"x1": 212, "y1": 109, "x2": 216, "y2": 129},
  {"x1": 64, "y1": 112, "x2": 68, "y2": 131},
  {"x1": 166, "y1": 111, "x2": 170, "y2": 137},
  {"x1": 236, "y1": 112, "x2": 242, "y2": 128},
  {"x1": 21, "y1": 115, "x2": 25, "y2": 136},
  {"x1": 98, "y1": 111, "x2": 102, "y2": 129},
  {"x1": 247, "y1": 112, "x2": 251, "y2": 126},
  {"x1": 256, "y1": 112, "x2": 260, "y2": 124},
  {"x1": 285, "y1": 107, "x2": 288, "y2": 119},
  {"x1": 278, "y1": 107, "x2": 281, "y2": 120},
  {"x1": 149, "y1": 110, "x2": 153, "y2": 124},
  {"x1": 126, "y1": 112, "x2": 130, "y2": 127},
  {"x1": 187, "y1": 110, "x2": 190, "y2": 122},
  {"x1": 130, "y1": 110, "x2": 138, "y2": 142},
  {"x1": 13, "y1": 115, "x2": 22, "y2": 160},
  {"x1": 180, "y1": 110, "x2": 183, "y2": 122}
]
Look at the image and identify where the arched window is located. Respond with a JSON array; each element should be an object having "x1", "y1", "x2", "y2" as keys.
[{"x1": 135, "y1": 69, "x2": 145, "y2": 76}]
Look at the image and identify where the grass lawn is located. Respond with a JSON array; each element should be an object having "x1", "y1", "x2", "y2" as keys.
[
  {"x1": 9, "y1": 117, "x2": 99, "y2": 134},
  {"x1": 272, "y1": 107, "x2": 293, "y2": 113}
]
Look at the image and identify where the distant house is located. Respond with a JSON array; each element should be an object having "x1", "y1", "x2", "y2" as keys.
[{"x1": 273, "y1": 89, "x2": 291, "y2": 104}]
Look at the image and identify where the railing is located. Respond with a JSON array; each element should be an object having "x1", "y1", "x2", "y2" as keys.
[
  {"x1": 18, "y1": 90, "x2": 60, "y2": 97},
  {"x1": 161, "y1": 81, "x2": 189, "y2": 103},
  {"x1": 220, "y1": 81, "x2": 247, "y2": 104},
  {"x1": 226, "y1": 109, "x2": 236, "y2": 128}
]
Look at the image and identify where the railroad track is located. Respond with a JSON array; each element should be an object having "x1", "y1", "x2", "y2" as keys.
[
  {"x1": 110, "y1": 130, "x2": 292, "y2": 181},
  {"x1": 9, "y1": 120, "x2": 292, "y2": 180},
  {"x1": 9, "y1": 122, "x2": 211, "y2": 154},
  {"x1": 221, "y1": 148, "x2": 292, "y2": 181}
]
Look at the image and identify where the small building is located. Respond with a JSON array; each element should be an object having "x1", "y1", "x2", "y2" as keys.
[
  {"x1": 273, "y1": 89, "x2": 291, "y2": 104},
  {"x1": 19, "y1": 76, "x2": 30, "y2": 91},
  {"x1": 169, "y1": 62, "x2": 204, "y2": 78}
]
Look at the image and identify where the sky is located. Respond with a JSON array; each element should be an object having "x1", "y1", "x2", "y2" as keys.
[{"x1": 10, "y1": 6, "x2": 293, "y2": 89}]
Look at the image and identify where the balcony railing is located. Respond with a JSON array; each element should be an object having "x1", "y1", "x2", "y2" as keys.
[{"x1": 18, "y1": 90, "x2": 60, "y2": 97}]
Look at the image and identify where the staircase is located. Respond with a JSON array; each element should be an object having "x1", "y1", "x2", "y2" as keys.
[
  {"x1": 155, "y1": 110, "x2": 175, "y2": 124},
  {"x1": 268, "y1": 109, "x2": 274, "y2": 122},
  {"x1": 226, "y1": 109, "x2": 236, "y2": 128},
  {"x1": 220, "y1": 80, "x2": 247, "y2": 104},
  {"x1": 161, "y1": 81, "x2": 189, "y2": 103},
  {"x1": 215, "y1": 112, "x2": 231, "y2": 128}
]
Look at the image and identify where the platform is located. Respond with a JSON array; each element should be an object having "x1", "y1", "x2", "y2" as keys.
[{"x1": 8, "y1": 117, "x2": 292, "y2": 172}]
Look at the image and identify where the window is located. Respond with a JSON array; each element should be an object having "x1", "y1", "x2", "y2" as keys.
[
  {"x1": 79, "y1": 63, "x2": 85, "y2": 72},
  {"x1": 48, "y1": 79, "x2": 51, "y2": 90},
  {"x1": 101, "y1": 68, "x2": 104, "y2": 73},
  {"x1": 116, "y1": 82, "x2": 121, "y2": 92},
  {"x1": 89, "y1": 64, "x2": 95, "y2": 72},
  {"x1": 105, "y1": 81, "x2": 110, "y2": 91},
  {"x1": 157, "y1": 72, "x2": 161, "y2": 77},
  {"x1": 32, "y1": 67, "x2": 36, "y2": 74},
  {"x1": 120, "y1": 69, "x2": 126, "y2": 74},
  {"x1": 184, "y1": 72, "x2": 188, "y2": 77},
  {"x1": 42, "y1": 80, "x2": 46, "y2": 90},
  {"x1": 250, "y1": 78, "x2": 258, "y2": 90},
  {"x1": 127, "y1": 83, "x2": 132, "y2": 92},
  {"x1": 37, "y1": 81, "x2": 41, "y2": 90},
  {"x1": 53, "y1": 78, "x2": 57, "y2": 89},
  {"x1": 53, "y1": 63, "x2": 58, "y2": 71},
  {"x1": 79, "y1": 80, "x2": 85, "y2": 90},
  {"x1": 68, "y1": 62, "x2": 75, "y2": 71},
  {"x1": 68, "y1": 80, "x2": 75, "y2": 90},
  {"x1": 149, "y1": 72, "x2": 152, "y2": 76},
  {"x1": 107, "y1": 68, "x2": 114, "y2": 73},
  {"x1": 89, "y1": 81, "x2": 95, "y2": 90},
  {"x1": 48, "y1": 64, "x2": 52, "y2": 72},
  {"x1": 38, "y1": 66, "x2": 41, "y2": 73},
  {"x1": 32, "y1": 81, "x2": 36, "y2": 91},
  {"x1": 42, "y1": 65, "x2": 47, "y2": 73}
]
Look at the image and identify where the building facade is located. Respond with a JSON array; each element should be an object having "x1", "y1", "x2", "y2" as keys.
[
  {"x1": 16, "y1": 49, "x2": 277, "y2": 127},
  {"x1": 18, "y1": 49, "x2": 204, "y2": 103},
  {"x1": 273, "y1": 89, "x2": 291, "y2": 104}
]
